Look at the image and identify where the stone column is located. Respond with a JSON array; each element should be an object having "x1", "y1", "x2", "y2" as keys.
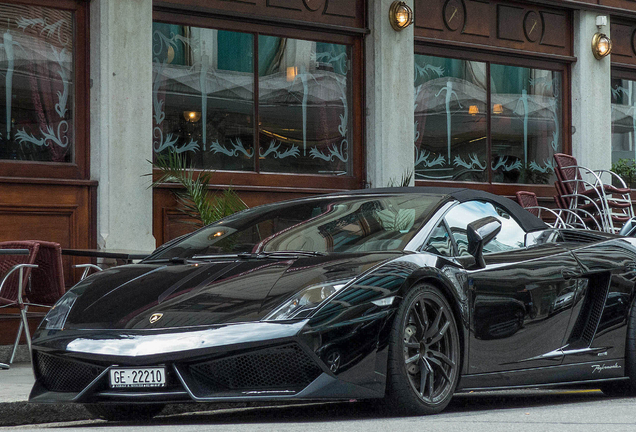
[
  {"x1": 365, "y1": 0, "x2": 415, "y2": 188},
  {"x1": 571, "y1": 10, "x2": 612, "y2": 171},
  {"x1": 90, "y1": 0, "x2": 156, "y2": 251}
]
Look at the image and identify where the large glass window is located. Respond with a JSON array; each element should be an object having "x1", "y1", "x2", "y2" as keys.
[
  {"x1": 152, "y1": 23, "x2": 352, "y2": 176},
  {"x1": 0, "y1": 4, "x2": 74, "y2": 163},
  {"x1": 611, "y1": 75, "x2": 636, "y2": 165},
  {"x1": 414, "y1": 54, "x2": 563, "y2": 185},
  {"x1": 414, "y1": 56, "x2": 487, "y2": 182}
]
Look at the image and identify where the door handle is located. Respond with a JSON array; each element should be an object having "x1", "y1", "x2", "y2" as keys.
[{"x1": 561, "y1": 268, "x2": 582, "y2": 279}]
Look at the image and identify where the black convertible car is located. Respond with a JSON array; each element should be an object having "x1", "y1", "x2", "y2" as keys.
[{"x1": 29, "y1": 187, "x2": 636, "y2": 419}]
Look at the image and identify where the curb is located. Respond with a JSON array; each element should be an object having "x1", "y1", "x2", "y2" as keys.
[
  {"x1": 0, "y1": 402, "x2": 251, "y2": 426},
  {"x1": 0, "y1": 402, "x2": 93, "y2": 426}
]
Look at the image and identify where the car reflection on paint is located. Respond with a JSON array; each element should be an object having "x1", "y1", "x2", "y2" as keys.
[{"x1": 473, "y1": 295, "x2": 526, "y2": 340}]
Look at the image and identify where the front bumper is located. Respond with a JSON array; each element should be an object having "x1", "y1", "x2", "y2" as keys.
[{"x1": 29, "y1": 322, "x2": 384, "y2": 404}]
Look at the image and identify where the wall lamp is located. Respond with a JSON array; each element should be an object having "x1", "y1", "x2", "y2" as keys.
[
  {"x1": 389, "y1": 1, "x2": 413, "y2": 31},
  {"x1": 592, "y1": 15, "x2": 612, "y2": 60}
]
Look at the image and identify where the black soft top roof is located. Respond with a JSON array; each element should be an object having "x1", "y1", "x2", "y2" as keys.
[{"x1": 332, "y1": 187, "x2": 549, "y2": 233}]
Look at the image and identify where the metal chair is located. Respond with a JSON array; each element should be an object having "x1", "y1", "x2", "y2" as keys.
[
  {"x1": 74, "y1": 264, "x2": 103, "y2": 280},
  {"x1": 0, "y1": 242, "x2": 39, "y2": 368},
  {"x1": 0, "y1": 241, "x2": 65, "y2": 367}
]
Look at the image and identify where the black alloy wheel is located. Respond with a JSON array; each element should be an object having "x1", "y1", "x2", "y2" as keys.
[{"x1": 386, "y1": 284, "x2": 460, "y2": 415}]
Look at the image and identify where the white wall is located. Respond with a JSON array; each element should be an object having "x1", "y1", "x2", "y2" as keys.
[
  {"x1": 365, "y1": 0, "x2": 415, "y2": 187},
  {"x1": 90, "y1": 0, "x2": 156, "y2": 251},
  {"x1": 571, "y1": 10, "x2": 613, "y2": 172}
]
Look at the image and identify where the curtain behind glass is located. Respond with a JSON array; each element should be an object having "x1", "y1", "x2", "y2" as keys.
[
  {"x1": 152, "y1": 24, "x2": 255, "y2": 171},
  {"x1": 490, "y1": 64, "x2": 561, "y2": 184},
  {"x1": 0, "y1": 5, "x2": 74, "y2": 163},
  {"x1": 414, "y1": 54, "x2": 487, "y2": 182}
]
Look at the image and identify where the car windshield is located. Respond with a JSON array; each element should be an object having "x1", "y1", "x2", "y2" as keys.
[{"x1": 151, "y1": 194, "x2": 443, "y2": 259}]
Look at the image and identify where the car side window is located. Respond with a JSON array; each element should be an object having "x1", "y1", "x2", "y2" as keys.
[
  {"x1": 444, "y1": 201, "x2": 526, "y2": 256},
  {"x1": 422, "y1": 222, "x2": 454, "y2": 257}
]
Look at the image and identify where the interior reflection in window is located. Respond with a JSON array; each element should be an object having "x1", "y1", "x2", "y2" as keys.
[{"x1": 444, "y1": 201, "x2": 526, "y2": 256}]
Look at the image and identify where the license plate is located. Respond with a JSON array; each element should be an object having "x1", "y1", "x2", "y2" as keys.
[{"x1": 109, "y1": 367, "x2": 166, "y2": 388}]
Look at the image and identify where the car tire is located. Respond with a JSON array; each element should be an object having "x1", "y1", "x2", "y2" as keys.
[
  {"x1": 385, "y1": 283, "x2": 460, "y2": 415},
  {"x1": 84, "y1": 403, "x2": 165, "y2": 421},
  {"x1": 601, "y1": 297, "x2": 636, "y2": 397}
]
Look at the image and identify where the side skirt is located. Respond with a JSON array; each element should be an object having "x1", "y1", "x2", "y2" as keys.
[{"x1": 457, "y1": 359, "x2": 626, "y2": 391}]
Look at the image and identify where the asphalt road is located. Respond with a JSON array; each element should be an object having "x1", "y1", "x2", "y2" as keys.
[{"x1": 2, "y1": 389, "x2": 636, "y2": 432}]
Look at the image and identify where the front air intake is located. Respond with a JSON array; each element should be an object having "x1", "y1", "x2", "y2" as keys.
[
  {"x1": 187, "y1": 344, "x2": 322, "y2": 395},
  {"x1": 34, "y1": 351, "x2": 106, "y2": 392}
]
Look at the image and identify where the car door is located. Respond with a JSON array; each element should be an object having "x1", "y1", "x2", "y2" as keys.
[{"x1": 443, "y1": 201, "x2": 583, "y2": 374}]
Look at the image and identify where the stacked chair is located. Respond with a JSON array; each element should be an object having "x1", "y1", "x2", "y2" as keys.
[
  {"x1": 517, "y1": 154, "x2": 634, "y2": 234},
  {"x1": 515, "y1": 191, "x2": 599, "y2": 230},
  {"x1": 552, "y1": 153, "x2": 634, "y2": 233}
]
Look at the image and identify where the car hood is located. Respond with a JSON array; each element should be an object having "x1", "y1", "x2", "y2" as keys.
[{"x1": 62, "y1": 253, "x2": 402, "y2": 330}]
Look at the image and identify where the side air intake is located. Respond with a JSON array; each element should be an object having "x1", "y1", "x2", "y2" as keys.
[{"x1": 567, "y1": 274, "x2": 610, "y2": 347}]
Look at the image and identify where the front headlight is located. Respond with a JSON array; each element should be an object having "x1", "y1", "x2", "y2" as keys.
[
  {"x1": 40, "y1": 291, "x2": 78, "y2": 330},
  {"x1": 263, "y1": 281, "x2": 350, "y2": 321}
]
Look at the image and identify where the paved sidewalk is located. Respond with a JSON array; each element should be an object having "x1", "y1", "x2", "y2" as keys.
[
  {"x1": 0, "y1": 361, "x2": 94, "y2": 426},
  {"x1": 0, "y1": 359, "x2": 248, "y2": 426},
  {"x1": 0, "y1": 363, "x2": 34, "y2": 403}
]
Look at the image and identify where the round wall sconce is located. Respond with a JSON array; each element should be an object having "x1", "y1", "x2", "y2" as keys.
[
  {"x1": 591, "y1": 33, "x2": 612, "y2": 60},
  {"x1": 389, "y1": 1, "x2": 413, "y2": 31},
  {"x1": 183, "y1": 111, "x2": 202, "y2": 122}
]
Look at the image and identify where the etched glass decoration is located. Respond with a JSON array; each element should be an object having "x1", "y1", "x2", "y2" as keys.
[
  {"x1": 258, "y1": 37, "x2": 351, "y2": 175},
  {"x1": 414, "y1": 54, "x2": 487, "y2": 182},
  {"x1": 0, "y1": 5, "x2": 74, "y2": 163},
  {"x1": 153, "y1": 22, "x2": 352, "y2": 176},
  {"x1": 490, "y1": 65, "x2": 561, "y2": 184},
  {"x1": 152, "y1": 23, "x2": 255, "y2": 171},
  {"x1": 611, "y1": 77, "x2": 636, "y2": 165}
]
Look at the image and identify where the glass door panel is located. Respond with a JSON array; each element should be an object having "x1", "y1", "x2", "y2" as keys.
[
  {"x1": 490, "y1": 64, "x2": 562, "y2": 184},
  {"x1": 258, "y1": 36, "x2": 351, "y2": 175},
  {"x1": 152, "y1": 23, "x2": 255, "y2": 171},
  {"x1": 414, "y1": 54, "x2": 487, "y2": 182}
]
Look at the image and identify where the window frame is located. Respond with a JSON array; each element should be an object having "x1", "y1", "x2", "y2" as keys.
[
  {"x1": 152, "y1": 10, "x2": 364, "y2": 193},
  {"x1": 413, "y1": 44, "x2": 572, "y2": 197},
  {"x1": 0, "y1": 0, "x2": 89, "y2": 180}
]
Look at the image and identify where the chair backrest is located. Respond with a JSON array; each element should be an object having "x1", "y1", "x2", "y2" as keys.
[
  {"x1": 553, "y1": 153, "x2": 579, "y2": 195},
  {"x1": 28, "y1": 241, "x2": 65, "y2": 306},
  {"x1": 515, "y1": 191, "x2": 540, "y2": 217},
  {"x1": 0, "y1": 241, "x2": 40, "y2": 305},
  {"x1": 554, "y1": 181, "x2": 569, "y2": 208}
]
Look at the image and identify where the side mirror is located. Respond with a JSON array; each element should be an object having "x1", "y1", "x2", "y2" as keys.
[{"x1": 467, "y1": 216, "x2": 502, "y2": 269}]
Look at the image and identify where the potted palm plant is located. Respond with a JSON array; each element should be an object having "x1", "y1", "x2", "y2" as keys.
[{"x1": 151, "y1": 150, "x2": 247, "y2": 227}]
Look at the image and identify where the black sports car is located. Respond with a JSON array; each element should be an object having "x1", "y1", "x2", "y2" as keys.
[{"x1": 29, "y1": 187, "x2": 636, "y2": 419}]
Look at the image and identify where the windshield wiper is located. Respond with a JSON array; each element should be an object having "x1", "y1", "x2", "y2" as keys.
[
  {"x1": 191, "y1": 251, "x2": 327, "y2": 260},
  {"x1": 143, "y1": 257, "x2": 207, "y2": 264},
  {"x1": 258, "y1": 251, "x2": 327, "y2": 258}
]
